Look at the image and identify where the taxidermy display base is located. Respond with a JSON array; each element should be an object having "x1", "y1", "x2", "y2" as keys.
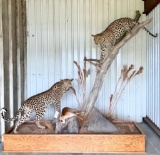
[{"x1": 3, "y1": 120, "x2": 145, "y2": 153}]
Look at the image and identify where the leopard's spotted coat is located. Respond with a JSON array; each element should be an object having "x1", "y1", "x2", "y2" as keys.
[
  {"x1": 92, "y1": 17, "x2": 157, "y2": 65},
  {"x1": 1, "y1": 79, "x2": 73, "y2": 133}
]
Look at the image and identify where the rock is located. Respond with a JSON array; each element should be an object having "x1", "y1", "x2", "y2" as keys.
[
  {"x1": 84, "y1": 107, "x2": 119, "y2": 133},
  {"x1": 54, "y1": 116, "x2": 80, "y2": 134},
  {"x1": 16, "y1": 121, "x2": 54, "y2": 134}
]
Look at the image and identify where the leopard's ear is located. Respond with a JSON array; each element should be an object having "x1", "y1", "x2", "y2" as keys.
[
  {"x1": 71, "y1": 79, "x2": 74, "y2": 81},
  {"x1": 91, "y1": 34, "x2": 96, "y2": 37}
]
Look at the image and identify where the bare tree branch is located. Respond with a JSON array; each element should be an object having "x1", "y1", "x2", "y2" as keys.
[{"x1": 82, "y1": 18, "x2": 153, "y2": 119}]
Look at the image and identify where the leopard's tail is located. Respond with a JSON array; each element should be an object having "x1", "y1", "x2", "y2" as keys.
[
  {"x1": 134, "y1": 20, "x2": 158, "y2": 37},
  {"x1": 0, "y1": 105, "x2": 25, "y2": 122},
  {"x1": 143, "y1": 27, "x2": 158, "y2": 37}
]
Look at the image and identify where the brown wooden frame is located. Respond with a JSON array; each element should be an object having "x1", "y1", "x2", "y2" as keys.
[
  {"x1": 143, "y1": 117, "x2": 160, "y2": 137},
  {"x1": 143, "y1": 0, "x2": 160, "y2": 15},
  {"x1": 3, "y1": 122, "x2": 145, "y2": 153}
]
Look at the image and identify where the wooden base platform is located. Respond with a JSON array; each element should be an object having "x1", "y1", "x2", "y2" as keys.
[{"x1": 3, "y1": 122, "x2": 145, "y2": 153}]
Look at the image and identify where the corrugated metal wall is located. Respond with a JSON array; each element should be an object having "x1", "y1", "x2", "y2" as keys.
[
  {"x1": 0, "y1": 0, "x2": 4, "y2": 141},
  {"x1": 0, "y1": 0, "x2": 25, "y2": 141},
  {"x1": 146, "y1": 4, "x2": 160, "y2": 129},
  {"x1": 26, "y1": 0, "x2": 147, "y2": 122}
]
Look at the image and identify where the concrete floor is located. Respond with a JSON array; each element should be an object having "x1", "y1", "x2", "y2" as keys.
[{"x1": 0, "y1": 122, "x2": 160, "y2": 155}]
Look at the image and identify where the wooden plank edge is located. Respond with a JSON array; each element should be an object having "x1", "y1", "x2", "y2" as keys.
[
  {"x1": 143, "y1": 117, "x2": 160, "y2": 137},
  {"x1": 5, "y1": 126, "x2": 14, "y2": 134},
  {"x1": 112, "y1": 121, "x2": 136, "y2": 124},
  {"x1": 3, "y1": 122, "x2": 146, "y2": 153},
  {"x1": 3, "y1": 151, "x2": 146, "y2": 153},
  {"x1": 4, "y1": 121, "x2": 145, "y2": 135},
  {"x1": 143, "y1": 0, "x2": 160, "y2": 15},
  {"x1": 3, "y1": 133, "x2": 145, "y2": 137},
  {"x1": 3, "y1": 134, "x2": 146, "y2": 152},
  {"x1": 134, "y1": 123, "x2": 146, "y2": 135}
]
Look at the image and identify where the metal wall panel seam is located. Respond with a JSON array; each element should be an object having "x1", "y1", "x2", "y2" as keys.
[
  {"x1": 154, "y1": 8, "x2": 157, "y2": 125},
  {"x1": 146, "y1": 4, "x2": 160, "y2": 128},
  {"x1": 156, "y1": 6, "x2": 159, "y2": 127},
  {"x1": 158, "y1": 5, "x2": 160, "y2": 127},
  {"x1": 153, "y1": 8, "x2": 155, "y2": 124},
  {"x1": 0, "y1": 0, "x2": 5, "y2": 141},
  {"x1": 16, "y1": 0, "x2": 22, "y2": 112},
  {"x1": 34, "y1": 0, "x2": 38, "y2": 95},
  {"x1": 8, "y1": 0, "x2": 14, "y2": 127},
  {"x1": 155, "y1": 5, "x2": 160, "y2": 128}
]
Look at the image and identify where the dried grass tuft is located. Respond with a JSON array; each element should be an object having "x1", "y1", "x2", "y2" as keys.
[
  {"x1": 107, "y1": 64, "x2": 143, "y2": 118},
  {"x1": 73, "y1": 57, "x2": 90, "y2": 108}
]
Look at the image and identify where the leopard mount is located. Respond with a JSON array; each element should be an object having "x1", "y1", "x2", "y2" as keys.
[
  {"x1": 3, "y1": 11, "x2": 149, "y2": 153},
  {"x1": 82, "y1": 11, "x2": 154, "y2": 120}
]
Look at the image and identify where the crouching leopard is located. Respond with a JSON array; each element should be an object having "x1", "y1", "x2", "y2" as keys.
[
  {"x1": 92, "y1": 17, "x2": 157, "y2": 65},
  {"x1": 1, "y1": 79, "x2": 73, "y2": 133}
]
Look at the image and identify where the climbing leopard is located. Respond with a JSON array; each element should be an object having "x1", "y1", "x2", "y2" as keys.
[
  {"x1": 92, "y1": 17, "x2": 157, "y2": 65},
  {"x1": 1, "y1": 79, "x2": 73, "y2": 133}
]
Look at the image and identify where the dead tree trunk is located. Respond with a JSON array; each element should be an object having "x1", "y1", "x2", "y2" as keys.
[{"x1": 82, "y1": 18, "x2": 153, "y2": 119}]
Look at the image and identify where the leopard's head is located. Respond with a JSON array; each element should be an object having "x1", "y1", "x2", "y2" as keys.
[
  {"x1": 92, "y1": 34, "x2": 103, "y2": 44},
  {"x1": 61, "y1": 79, "x2": 74, "y2": 91}
]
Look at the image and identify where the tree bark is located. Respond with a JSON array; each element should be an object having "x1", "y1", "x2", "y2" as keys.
[
  {"x1": 82, "y1": 18, "x2": 153, "y2": 118},
  {"x1": 134, "y1": 10, "x2": 141, "y2": 22}
]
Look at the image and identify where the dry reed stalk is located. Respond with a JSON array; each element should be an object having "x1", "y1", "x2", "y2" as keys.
[
  {"x1": 108, "y1": 94, "x2": 113, "y2": 117},
  {"x1": 73, "y1": 58, "x2": 89, "y2": 108},
  {"x1": 107, "y1": 64, "x2": 143, "y2": 118},
  {"x1": 70, "y1": 87, "x2": 81, "y2": 105},
  {"x1": 135, "y1": 66, "x2": 144, "y2": 75},
  {"x1": 83, "y1": 57, "x2": 87, "y2": 106},
  {"x1": 108, "y1": 65, "x2": 130, "y2": 116},
  {"x1": 83, "y1": 18, "x2": 152, "y2": 119}
]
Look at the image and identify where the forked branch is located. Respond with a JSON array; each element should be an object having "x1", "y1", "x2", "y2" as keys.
[{"x1": 82, "y1": 18, "x2": 153, "y2": 119}]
